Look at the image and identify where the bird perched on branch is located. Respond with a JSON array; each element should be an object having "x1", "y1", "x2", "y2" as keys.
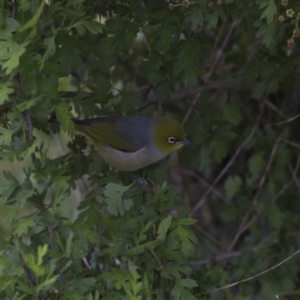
[{"x1": 50, "y1": 115, "x2": 189, "y2": 171}]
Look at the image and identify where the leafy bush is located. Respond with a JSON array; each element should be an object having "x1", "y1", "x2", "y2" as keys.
[{"x1": 1, "y1": 0, "x2": 300, "y2": 299}]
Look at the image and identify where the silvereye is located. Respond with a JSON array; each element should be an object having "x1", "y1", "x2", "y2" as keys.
[{"x1": 72, "y1": 116, "x2": 189, "y2": 171}]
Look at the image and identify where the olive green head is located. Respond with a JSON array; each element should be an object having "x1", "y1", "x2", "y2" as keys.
[{"x1": 152, "y1": 117, "x2": 189, "y2": 155}]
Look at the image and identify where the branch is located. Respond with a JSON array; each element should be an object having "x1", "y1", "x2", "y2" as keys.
[
  {"x1": 189, "y1": 94, "x2": 267, "y2": 216},
  {"x1": 196, "y1": 247, "x2": 300, "y2": 296},
  {"x1": 21, "y1": 255, "x2": 36, "y2": 285},
  {"x1": 204, "y1": 21, "x2": 237, "y2": 82}
]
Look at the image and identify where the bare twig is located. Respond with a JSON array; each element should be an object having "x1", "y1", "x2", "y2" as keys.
[
  {"x1": 26, "y1": 109, "x2": 34, "y2": 141},
  {"x1": 227, "y1": 215, "x2": 258, "y2": 253},
  {"x1": 48, "y1": 226, "x2": 54, "y2": 250},
  {"x1": 182, "y1": 92, "x2": 201, "y2": 125},
  {"x1": 189, "y1": 95, "x2": 267, "y2": 216},
  {"x1": 195, "y1": 247, "x2": 300, "y2": 297},
  {"x1": 204, "y1": 21, "x2": 237, "y2": 82},
  {"x1": 252, "y1": 138, "x2": 281, "y2": 205},
  {"x1": 21, "y1": 255, "x2": 36, "y2": 285},
  {"x1": 288, "y1": 157, "x2": 300, "y2": 193},
  {"x1": 184, "y1": 169, "x2": 227, "y2": 202},
  {"x1": 191, "y1": 247, "x2": 257, "y2": 266},
  {"x1": 71, "y1": 71, "x2": 90, "y2": 88},
  {"x1": 265, "y1": 100, "x2": 286, "y2": 118},
  {"x1": 141, "y1": 29, "x2": 152, "y2": 54},
  {"x1": 82, "y1": 257, "x2": 91, "y2": 270},
  {"x1": 266, "y1": 113, "x2": 300, "y2": 127},
  {"x1": 138, "y1": 77, "x2": 243, "y2": 102},
  {"x1": 193, "y1": 223, "x2": 226, "y2": 249},
  {"x1": 11, "y1": 0, "x2": 17, "y2": 18},
  {"x1": 227, "y1": 151, "x2": 300, "y2": 252}
]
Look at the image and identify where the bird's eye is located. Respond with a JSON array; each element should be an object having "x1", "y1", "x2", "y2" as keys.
[{"x1": 168, "y1": 137, "x2": 177, "y2": 144}]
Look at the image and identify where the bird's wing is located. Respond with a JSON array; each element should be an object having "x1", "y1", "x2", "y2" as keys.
[{"x1": 73, "y1": 117, "x2": 143, "y2": 152}]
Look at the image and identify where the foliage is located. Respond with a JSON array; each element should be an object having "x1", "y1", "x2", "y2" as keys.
[{"x1": 1, "y1": 0, "x2": 300, "y2": 299}]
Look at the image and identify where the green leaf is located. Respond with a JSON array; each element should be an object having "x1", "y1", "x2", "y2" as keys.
[
  {"x1": 248, "y1": 152, "x2": 265, "y2": 174},
  {"x1": 222, "y1": 103, "x2": 242, "y2": 125},
  {"x1": 55, "y1": 102, "x2": 75, "y2": 134},
  {"x1": 13, "y1": 217, "x2": 36, "y2": 237},
  {"x1": 171, "y1": 279, "x2": 197, "y2": 300},
  {"x1": 74, "y1": 20, "x2": 105, "y2": 35},
  {"x1": 0, "y1": 38, "x2": 28, "y2": 74},
  {"x1": 157, "y1": 215, "x2": 172, "y2": 240},
  {"x1": 187, "y1": 5, "x2": 204, "y2": 31},
  {"x1": 16, "y1": 96, "x2": 43, "y2": 112},
  {"x1": 225, "y1": 175, "x2": 242, "y2": 199},
  {"x1": 174, "y1": 39, "x2": 201, "y2": 85},
  {"x1": 0, "y1": 80, "x2": 14, "y2": 105},
  {"x1": 37, "y1": 244, "x2": 48, "y2": 266},
  {"x1": 39, "y1": 32, "x2": 57, "y2": 70},
  {"x1": 260, "y1": 0, "x2": 277, "y2": 25},
  {"x1": 104, "y1": 183, "x2": 133, "y2": 216},
  {"x1": 155, "y1": 23, "x2": 175, "y2": 53},
  {"x1": 5, "y1": 17, "x2": 22, "y2": 33},
  {"x1": 172, "y1": 225, "x2": 196, "y2": 257},
  {"x1": 19, "y1": 0, "x2": 45, "y2": 33},
  {"x1": 36, "y1": 275, "x2": 59, "y2": 293}
]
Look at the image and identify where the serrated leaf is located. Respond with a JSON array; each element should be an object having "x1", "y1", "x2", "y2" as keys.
[
  {"x1": 72, "y1": 19, "x2": 105, "y2": 35},
  {"x1": 174, "y1": 39, "x2": 201, "y2": 85},
  {"x1": 39, "y1": 32, "x2": 57, "y2": 70},
  {"x1": 104, "y1": 183, "x2": 133, "y2": 216},
  {"x1": 36, "y1": 275, "x2": 59, "y2": 293},
  {"x1": 225, "y1": 175, "x2": 242, "y2": 199},
  {"x1": 171, "y1": 279, "x2": 197, "y2": 300},
  {"x1": 55, "y1": 102, "x2": 75, "y2": 134},
  {"x1": 0, "y1": 80, "x2": 14, "y2": 104},
  {"x1": 260, "y1": 0, "x2": 277, "y2": 25},
  {"x1": 187, "y1": 6, "x2": 204, "y2": 31},
  {"x1": 155, "y1": 23, "x2": 175, "y2": 53},
  {"x1": 16, "y1": 96, "x2": 43, "y2": 112},
  {"x1": 13, "y1": 217, "x2": 36, "y2": 236},
  {"x1": 173, "y1": 225, "x2": 196, "y2": 257},
  {"x1": 157, "y1": 215, "x2": 172, "y2": 240},
  {"x1": 0, "y1": 39, "x2": 28, "y2": 74}
]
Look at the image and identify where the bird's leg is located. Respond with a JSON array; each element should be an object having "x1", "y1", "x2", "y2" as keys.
[{"x1": 125, "y1": 172, "x2": 154, "y2": 192}]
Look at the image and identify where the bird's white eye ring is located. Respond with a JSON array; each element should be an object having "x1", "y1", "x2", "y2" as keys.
[{"x1": 168, "y1": 137, "x2": 176, "y2": 144}]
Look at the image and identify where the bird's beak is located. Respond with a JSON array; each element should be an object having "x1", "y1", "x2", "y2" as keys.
[{"x1": 182, "y1": 138, "x2": 192, "y2": 145}]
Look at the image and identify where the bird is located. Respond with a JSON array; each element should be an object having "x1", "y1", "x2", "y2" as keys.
[{"x1": 68, "y1": 115, "x2": 189, "y2": 171}]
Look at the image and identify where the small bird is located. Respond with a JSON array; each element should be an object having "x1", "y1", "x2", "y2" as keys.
[{"x1": 70, "y1": 116, "x2": 189, "y2": 171}]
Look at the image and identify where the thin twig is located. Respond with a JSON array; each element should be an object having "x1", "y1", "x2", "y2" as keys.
[
  {"x1": 11, "y1": 0, "x2": 17, "y2": 18},
  {"x1": 252, "y1": 138, "x2": 281, "y2": 205},
  {"x1": 48, "y1": 226, "x2": 54, "y2": 250},
  {"x1": 196, "y1": 247, "x2": 300, "y2": 297},
  {"x1": 191, "y1": 247, "x2": 258, "y2": 266},
  {"x1": 183, "y1": 169, "x2": 227, "y2": 202},
  {"x1": 193, "y1": 223, "x2": 226, "y2": 249},
  {"x1": 141, "y1": 29, "x2": 152, "y2": 54},
  {"x1": 265, "y1": 100, "x2": 286, "y2": 118},
  {"x1": 26, "y1": 109, "x2": 34, "y2": 141},
  {"x1": 189, "y1": 95, "x2": 267, "y2": 216},
  {"x1": 21, "y1": 255, "x2": 36, "y2": 285},
  {"x1": 265, "y1": 113, "x2": 300, "y2": 127},
  {"x1": 227, "y1": 215, "x2": 258, "y2": 253},
  {"x1": 82, "y1": 257, "x2": 91, "y2": 270},
  {"x1": 71, "y1": 71, "x2": 90, "y2": 88},
  {"x1": 204, "y1": 21, "x2": 237, "y2": 82},
  {"x1": 182, "y1": 92, "x2": 201, "y2": 125},
  {"x1": 228, "y1": 152, "x2": 300, "y2": 252},
  {"x1": 138, "y1": 77, "x2": 243, "y2": 102},
  {"x1": 288, "y1": 156, "x2": 300, "y2": 193}
]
